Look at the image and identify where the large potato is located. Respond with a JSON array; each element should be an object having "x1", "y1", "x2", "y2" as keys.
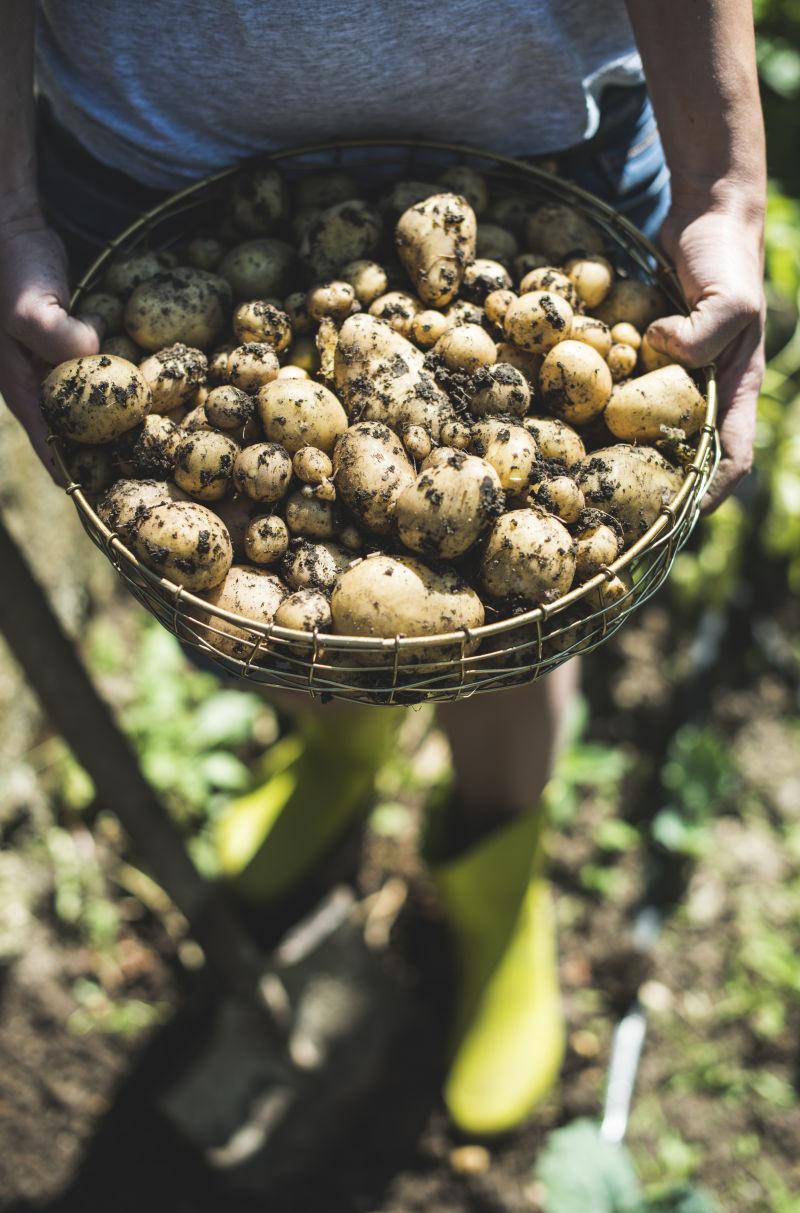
[
  {"x1": 218, "y1": 238, "x2": 295, "y2": 300},
  {"x1": 124, "y1": 268, "x2": 231, "y2": 351},
  {"x1": 200, "y1": 565, "x2": 286, "y2": 658},
  {"x1": 539, "y1": 339, "x2": 613, "y2": 425},
  {"x1": 133, "y1": 501, "x2": 233, "y2": 589},
  {"x1": 257, "y1": 379, "x2": 348, "y2": 453},
  {"x1": 332, "y1": 421, "x2": 415, "y2": 535},
  {"x1": 480, "y1": 508, "x2": 576, "y2": 603},
  {"x1": 604, "y1": 365, "x2": 706, "y2": 441},
  {"x1": 395, "y1": 192, "x2": 477, "y2": 307},
  {"x1": 575, "y1": 445, "x2": 683, "y2": 542},
  {"x1": 41, "y1": 354, "x2": 151, "y2": 444},
  {"x1": 395, "y1": 452, "x2": 504, "y2": 559}
]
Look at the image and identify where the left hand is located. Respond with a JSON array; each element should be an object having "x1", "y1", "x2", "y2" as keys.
[{"x1": 647, "y1": 201, "x2": 765, "y2": 511}]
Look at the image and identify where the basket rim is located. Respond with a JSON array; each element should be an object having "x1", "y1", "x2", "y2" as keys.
[{"x1": 54, "y1": 136, "x2": 718, "y2": 656}]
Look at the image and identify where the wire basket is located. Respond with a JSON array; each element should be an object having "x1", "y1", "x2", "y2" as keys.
[{"x1": 52, "y1": 138, "x2": 719, "y2": 706}]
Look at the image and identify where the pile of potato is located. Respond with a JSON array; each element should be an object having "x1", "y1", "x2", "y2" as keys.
[{"x1": 40, "y1": 162, "x2": 706, "y2": 664}]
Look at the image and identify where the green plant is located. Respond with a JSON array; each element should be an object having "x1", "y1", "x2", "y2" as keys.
[{"x1": 651, "y1": 727, "x2": 737, "y2": 858}]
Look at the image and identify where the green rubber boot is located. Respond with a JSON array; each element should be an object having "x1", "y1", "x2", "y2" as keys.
[
  {"x1": 215, "y1": 706, "x2": 403, "y2": 904},
  {"x1": 428, "y1": 805, "x2": 565, "y2": 1136}
]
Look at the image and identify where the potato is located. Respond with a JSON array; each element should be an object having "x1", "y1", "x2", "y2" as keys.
[
  {"x1": 283, "y1": 290, "x2": 313, "y2": 335},
  {"x1": 437, "y1": 166, "x2": 488, "y2": 215},
  {"x1": 300, "y1": 200, "x2": 382, "y2": 278},
  {"x1": 462, "y1": 259, "x2": 513, "y2": 303},
  {"x1": 525, "y1": 204, "x2": 603, "y2": 262},
  {"x1": 232, "y1": 442, "x2": 292, "y2": 503},
  {"x1": 200, "y1": 565, "x2": 286, "y2": 659},
  {"x1": 604, "y1": 364, "x2": 706, "y2": 441},
  {"x1": 409, "y1": 309, "x2": 450, "y2": 349},
  {"x1": 334, "y1": 314, "x2": 453, "y2": 439},
  {"x1": 178, "y1": 403, "x2": 213, "y2": 434},
  {"x1": 522, "y1": 416, "x2": 585, "y2": 468},
  {"x1": 243, "y1": 514, "x2": 289, "y2": 565},
  {"x1": 446, "y1": 300, "x2": 485, "y2": 327},
  {"x1": 488, "y1": 194, "x2": 531, "y2": 236},
  {"x1": 218, "y1": 238, "x2": 295, "y2": 300},
  {"x1": 495, "y1": 342, "x2": 542, "y2": 385},
  {"x1": 607, "y1": 342, "x2": 638, "y2": 382},
  {"x1": 593, "y1": 279, "x2": 665, "y2": 330},
  {"x1": 232, "y1": 301, "x2": 292, "y2": 350},
  {"x1": 395, "y1": 451, "x2": 504, "y2": 559},
  {"x1": 368, "y1": 290, "x2": 422, "y2": 335},
  {"x1": 433, "y1": 323, "x2": 497, "y2": 372},
  {"x1": 65, "y1": 445, "x2": 114, "y2": 495},
  {"x1": 274, "y1": 589, "x2": 332, "y2": 632},
  {"x1": 96, "y1": 478, "x2": 184, "y2": 541},
  {"x1": 307, "y1": 281, "x2": 357, "y2": 323},
  {"x1": 573, "y1": 515, "x2": 621, "y2": 581},
  {"x1": 293, "y1": 446, "x2": 333, "y2": 484},
  {"x1": 41, "y1": 354, "x2": 151, "y2": 444},
  {"x1": 341, "y1": 259, "x2": 389, "y2": 306},
  {"x1": 187, "y1": 236, "x2": 225, "y2": 272},
  {"x1": 101, "y1": 334, "x2": 142, "y2": 361},
  {"x1": 563, "y1": 254, "x2": 614, "y2": 309},
  {"x1": 470, "y1": 419, "x2": 538, "y2": 492},
  {"x1": 639, "y1": 330, "x2": 673, "y2": 372},
  {"x1": 468, "y1": 363, "x2": 531, "y2": 417},
  {"x1": 257, "y1": 378, "x2": 348, "y2": 453},
  {"x1": 76, "y1": 291, "x2": 124, "y2": 335},
  {"x1": 228, "y1": 165, "x2": 289, "y2": 235},
  {"x1": 282, "y1": 540, "x2": 353, "y2": 592},
  {"x1": 284, "y1": 491, "x2": 337, "y2": 539},
  {"x1": 212, "y1": 494, "x2": 259, "y2": 557},
  {"x1": 611, "y1": 322, "x2": 642, "y2": 350},
  {"x1": 173, "y1": 430, "x2": 239, "y2": 501},
  {"x1": 513, "y1": 251, "x2": 549, "y2": 281},
  {"x1": 483, "y1": 289, "x2": 517, "y2": 327},
  {"x1": 134, "y1": 500, "x2": 233, "y2": 590},
  {"x1": 480, "y1": 508, "x2": 576, "y2": 603},
  {"x1": 330, "y1": 554, "x2": 485, "y2": 659},
  {"x1": 569, "y1": 314, "x2": 613, "y2": 358},
  {"x1": 278, "y1": 366, "x2": 309, "y2": 380},
  {"x1": 103, "y1": 251, "x2": 173, "y2": 298},
  {"x1": 402, "y1": 424, "x2": 432, "y2": 462},
  {"x1": 378, "y1": 180, "x2": 438, "y2": 217},
  {"x1": 204, "y1": 385, "x2": 254, "y2": 430},
  {"x1": 124, "y1": 268, "x2": 231, "y2": 352},
  {"x1": 332, "y1": 421, "x2": 415, "y2": 535},
  {"x1": 519, "y1": 267, "x2": 580, "y2": 310},
  {"x1": 503, "y1": 290, "x2": 573, "y2": 354},
  {"x1": 475, "y1": 223, "x2": 519, "y2": 265},
  {"x1": 295, "y1": 172, "x2": 358, "y2": 212},
  {"x1": 584, "y1": 569, "x2": 633, "y2": 615},
  {"x1": 528, "y1": 473, "x2": 585, "y2": 524},
  {"x1": 139, "y1": 343, "x2": 208, "y2": 412},
  {"x1": 227, "y1": 342, "x2": 280, "y2": 392},
  {"x1": 539, "y1": 339, "x2": 613, "y2": 425},
  {"x1": 396, "y1": 192, "x2": 477, "y2": 306},
  {"x1": 438, "y1": 419, "x2": 473, "y2": 450},
  {"x1": 575, "y1": 445, "x2": 683, "y2": 541},
  {"x1": 115, "y1": 414, "x2": 178, "y2": 479}
]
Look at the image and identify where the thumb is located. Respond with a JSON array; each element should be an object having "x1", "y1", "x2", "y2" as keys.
[
  {"x1": 646, "y1": 292, "x2": 756, "y2": 369},
  {"x1": 11, "y1": 291, "x2": 101, "y2": 365}
]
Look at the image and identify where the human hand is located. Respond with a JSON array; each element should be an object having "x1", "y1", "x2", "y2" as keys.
[
  {"x1": 648, "y1": 199, "x2": 765, "y2": 511},
  {"x1": 0, "y1": 204, "x2": 100, "y2": 477}
]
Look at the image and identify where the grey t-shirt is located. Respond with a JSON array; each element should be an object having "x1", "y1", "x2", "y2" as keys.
[{"x1": 35, "y1": 1, "x2": 643, "y2": 190}]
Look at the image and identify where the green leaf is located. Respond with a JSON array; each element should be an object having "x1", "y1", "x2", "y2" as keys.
[{"x1": 536, "y1": 1120, "x2": 642, "y2": 1213}]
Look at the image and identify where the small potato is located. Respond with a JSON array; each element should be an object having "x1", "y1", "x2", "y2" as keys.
[
  {"x1": 471, "y1": 419, "x2": 538, "y2": 491},
  {"x1": 115, "y1": 414, "x2": 178, "y2": 479},
  {"x1": 437, "y1": 165, "x2": 488, "y2": 214},
  {"x1": 200, "y1": 565, "x2": 286, "y2": 659},
  {"x1": 475, "y1": 223, "x2": 519, "y2": 265},
  {"x1": 226, "y1": 342, "x2": 280, "y2": 392},
  {"x1": 293, "y1": 446, "x2": 333, "y2": 484},
  {"x1": 341, "y1": 259, "x2": 389, "y2": 306},
  {"x1": 233, "y1": 442, "x2": 292, "y2": 503},
  {"x1": 569, "y1": 314, "x2": 613, "y2": 358},
  {"x1": 332, "y1": 421, "x2": 415, "y2": 535},
  {"x1": 173, "y1": 430, "x2": 239, "y2": 501},
  {"x1": 274, "y1": 589, "x2": 332, "y2": 632},
  {"x1": 395, "y1": 451, "x2": 504, "y2": 559},
  {"x1": 187, "y1": 236, "x2": 225, "y2": 272},
  {"x1": 134, "y1": 501, "x2": 233, "y2": 590},
  {"x1": 282, "y1": 539, "x2": 352, "y2": 592},
  {"x1": 97, "y1": 478, "x2": 184, "y2": 540},
  {"x1": 469, "y1": 363, "x2": 531, "y2": 417},
  {"x1": 563, "y1": 254, "x2": 614, "y2": 309},
  {"x1": 607, "y1": 342, "x2": 638, "y2": 382},
  {"x1": 208, "y1": 342, "x2": 234, "y2": 383},
  {"x1": 339, "y1": 525, "x2": 363, "y2": 551},
  {"x1": 439, "y1": 419, "x2": 473, "y2": 450},
  {"x1": 604, "y1": 364, "x2": 706, "y2": 442},
  {"x1": 41, "y1": 354, "x2": 151, "y2": 444},
  {"x1": 528, "y1": 473, "x2": 585, "y2": 524},
  {"x1": 65, "y1": 446, "x2": 114, "y2": 495},
  {"x1": 484, "y1": 289, "x2": 517, "y2": 327},
  {"x1": 243, "y1": 514, "x2": 289, "y2": 565},
  {"x1": 539, "y1": 339, "x2": 613, "y2": 425},
  {"x1": 125, "y1": 268, "x2": 231, "y2": 352},
  {"x1": 307, "y1": 281, "x2": 357, "y2": 323},
  {"x1": 409, "y1": 309, "x2": 450, "y2": 348},
  {"x1": 104, "y1": 252, "x2": 173, "y2": 298},
  {"x1": 525, "y1": 204, "x2": 604, "y2": 262},
  {"x1": 519, "y1": 267, "x2": 580, "y2": 310},
  {"x1": 204, "y1": 385, "x2": 255, "y2": 430},
  {"x1": 300, "y1": 200, "x2": 382, "y2": 279},
  {"x1": 495, "y1": 342, "x2": 542, "y2": 385},
  {"x1": 445, "y1": 300, "x2": 485, "y2": 327},
  {"x1": 610, "y1": 322, "x2": 642, "y2": 350},
  {"x1": 218, "y1": 238, "x2": 294, "y2": 300},
  {"x1": 101, "y1": 335, "x2": 142, "y2": 361},
  {"x1": 433, "y1": 323, "x2": 497, "y2": 372},
  {"x1": 178, "y1": 403, "x2": 213, "y2": 434},
  {"x1": 513, "y1": 251, "x2": 549, "y2": 281},
  {"x1": 76, "y1": 291, "x2": 124, "y2": 335},
  {"x1": 522, "y1": 416, "x2": 586, "y2": 468},
  {"x1": 639, "y1": 330, "x2": 673, "y2": 372},
  {"x1": 368, "y1": 290, "x2": 422, "y2": 335},
  {"x1": 139, "y1": 343, "x2": 208, "y2": 412},
  {"x1": 402, "y1": 424, "x2": 432, "y2": 462},
  {"x1": 573, "y1": 516, "x2": 621, "y2": 582},
  {"x1": 284, "y1": 491, "x2": 336, "y2": 539},
  {"x1": 258, "y1": 379, "x2": 348, "y2": 453},
  {"x1": 480, "y1": 508, "x2": 576, "y2": 603},
  {"x1": 575, "y1": 444, "x2": 683, "y2": 541},
  {"x1": 233, "y1": 301, "x2": 292, "y2": 350},
  {"x1": 584, "y1": 570, "x2": 633, "y2": 615},
  {"x1": 593, "y1": 279, "x2": 665, "y2": 330},
  {"x1": 504, "y1": 290, "x2": 573, "y2": 354},
  {"x1": 462, "y1": 259, "x2": 513, "y2": 304},
  {"x1": 228, "y1": 165, "x2": 289, "y2": 235}
]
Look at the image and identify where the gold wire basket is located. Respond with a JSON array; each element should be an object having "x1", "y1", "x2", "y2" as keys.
[{"x1": 52, "y1": 138, "x2": 719, "y2": 705}]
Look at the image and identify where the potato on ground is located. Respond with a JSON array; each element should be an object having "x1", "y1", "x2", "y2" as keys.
[
  {"x1": 218, "y1": 238, "x2": 295, "y2": 300},
  {"x1": 522, "y1": 416, "x2": 585, "y2": 468},
  {"x1": 539, "y1": 339, "x2": 613, "y2": 425},
  {"x1": 124, "y1": 268, "x2": 231, "y2": 352},
  {"x1": 96, "y1": 478, "x2": 185, "y2": 541},
  {"x1": 173, "y1": 430, "x2": 239, "y2": 501},
  {"x1": 332, "y1": 421, "x2": 415, "y2": 535},
  {"x1": 575, "y1": 445, "x2": 683, "y2": 542},
  {"x1": 604, "y1": 364, "x2": 706, "y2": 442},
  {"x1": 233, "y1": 442, "x2": 292, "y2": 503},
  {"x1": 470, "y1": 419, "x2": 538, "y2": 492},
  {"x1": 274, "y1": 589, "x2": 332, "y2": 632},
  {"x1": 257, "y1": 378, "x2": 348, "y2": 453},
  {"x1": 469, "y1": 363, "x2": 531, "y2": 417},
  {"x1": 479, "y1": 508, "x2": 576, "y2": 604},
  {"x1": 200, "y1": 565, "x2": 286, "y2": 659},
  {"x1": 134, "y1": 501, "x2": 233, "y2": 590},
  {"x1": 41, "y1": 354, "x2": 151, "y2": 444},
  {"x1": 503, "y1": 290, "x2": 573, "y2": 354},
  {"x1": 395, "y1": 192, "x2": 477, "y2": 306},
  {"x1": 395, "y1": 452, "x2": 504, "y2": 559},
  {"x1": 300, "y1": 200, "x2": 382, "y2": 278},
  {"x1": 139, "y1": 343, "x2": 208, "y2": 412}
]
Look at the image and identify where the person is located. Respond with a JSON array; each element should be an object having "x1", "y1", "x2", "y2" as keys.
[{"x1": 0, "y1": 1, "x2": 765, "y2": 1136}]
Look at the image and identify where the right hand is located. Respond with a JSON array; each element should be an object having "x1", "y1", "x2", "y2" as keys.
[{"x1": 0, "y1": 207, "x2": 100, "y2": 476}]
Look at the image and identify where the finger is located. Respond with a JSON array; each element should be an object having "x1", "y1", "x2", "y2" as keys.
[
  {"x1": 701, "y1": 322, "x2": 763, "y2": 513},
  {"x1": 647, "y1": 292, "x2": 759, "y2": 369},
  {"x1": 0, "y1": 331, "x2": 60, "y2": 480},
  {"x1": 9, "y1": 290, "x2": 100, "y2": 365}
]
